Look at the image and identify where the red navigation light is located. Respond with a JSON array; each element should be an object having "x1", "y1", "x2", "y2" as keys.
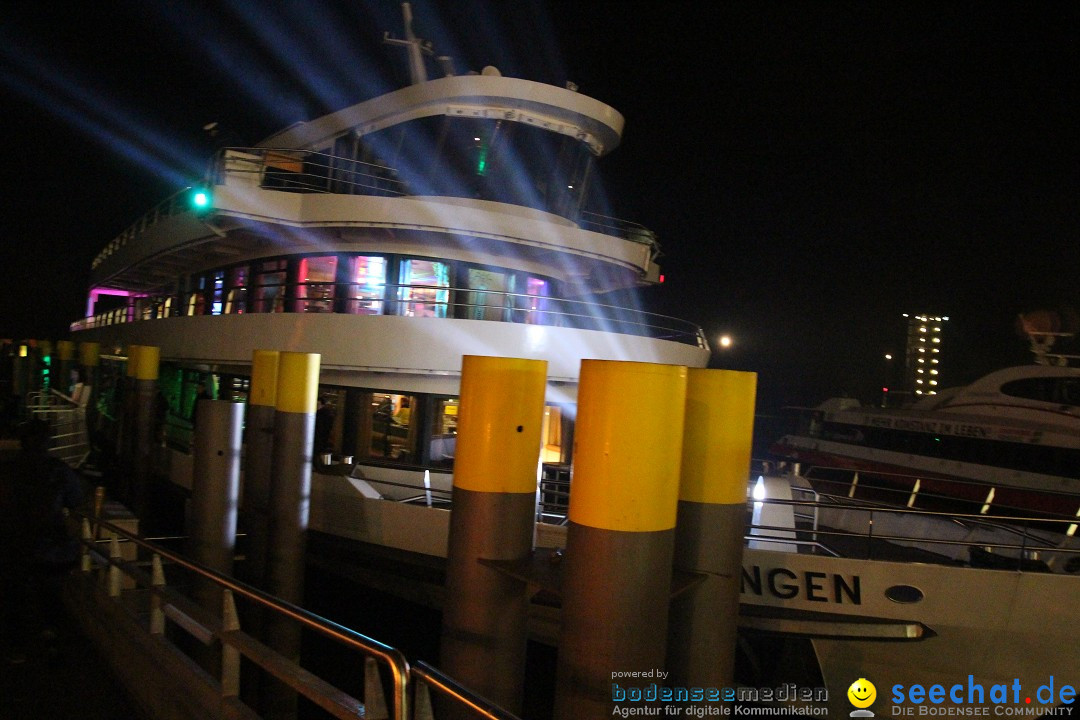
[
  {"x1": 659, "y1": 274, "x2": 665, "y2": 283},
  {"x1": 882, "y1": 387, "x2": 889, "y2": 393}
]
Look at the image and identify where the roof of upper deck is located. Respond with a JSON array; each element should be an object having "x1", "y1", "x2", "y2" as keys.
[{"x1": 258, "y1": 73, "x2": 625, "y2": 157}]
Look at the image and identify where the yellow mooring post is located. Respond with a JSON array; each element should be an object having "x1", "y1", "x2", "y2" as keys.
[
  {"x1": 119, "y1": 345, "x2": 142, "y2": 504},
  {"x1": 56, "y1": 340, "x2": 75, "y2": 395},
  {"x1": 553, "y1": 360, "x2": 688, "y2": 720},
  {"x1": 238, "y1": 350, "x2": 279, "y2": 712},
  {"x1": 241, "y1": 350, "x2": 279, "y2": 592},
  {"x1": 264, "y1": 351, "x2": 319, "y2": 720},
  {"x1": 78, "y1": 341, "x2": 100, "y2": 423},
  {"x1": 132, "y1": 345, "x2": 161, "y2": 519},
  {"x1": 440, "y1": 355, "x2": 548, "y2": 715},
  {"x1": 667, "y1": 368, "x2": 757, "y2": 690}
]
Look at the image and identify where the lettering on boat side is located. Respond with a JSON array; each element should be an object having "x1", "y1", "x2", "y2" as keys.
[
  {"x1": 859, "y1": 415, "x2": 1000, "y2": 440},
  {"x1": 741, "y1": 565, "x2": 862, "y2": 604}
]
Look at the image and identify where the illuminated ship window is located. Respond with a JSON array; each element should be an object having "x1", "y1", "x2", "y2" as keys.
[
  {"x1": 252, "y1": 259, "x2": 288, "y2": 313},
  {"x1": 224, "y1": 265, "x2": 248, "y2": 314},
  {"x1": 398, "y1": 259, "x2": 449, "y2": 318},
  {"x1": 523, "y1": 276, "x2": 550, "y2": 325},
  {"x1": 345, "y1": 255, "x2": 386, "y2": 315},
  {"x1": 296, "y1": 256, "x2": 338, "y2": 313},
  {"x1": 465, "y1": 267, "x2": 512, "y2": 322}
]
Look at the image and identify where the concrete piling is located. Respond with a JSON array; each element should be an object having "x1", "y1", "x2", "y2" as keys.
[
  {"x1": 189, "y1": 399, "x2": 244, "y2": 584},
  {"x1": 667, "y1": 368, "x2": 757, "y2": 688},
  {"x1": 553, "y1": 360, "x2": 688, "y2": 719},
  {"x1": 440, "y1": 355, "x2": 548, "y2": 714}
]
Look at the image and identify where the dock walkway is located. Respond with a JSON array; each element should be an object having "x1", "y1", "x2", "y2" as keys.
[{"x1": 1, "y1": 602, "x2": 140, "y2": 720}]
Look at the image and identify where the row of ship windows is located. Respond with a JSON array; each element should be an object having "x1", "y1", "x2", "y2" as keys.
[
  {"x1": 143, "y1": 368, "x2": 571, "y2": 472},
  {"x1": 816, "y1": 422, "x2": 1080, "y2": 479},
  {"x1": 100, "y1": 253, "x2": 558, "y2": 324}
]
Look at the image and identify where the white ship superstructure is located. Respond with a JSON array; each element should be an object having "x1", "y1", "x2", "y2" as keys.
[{"x1": 69, "y1": 7, "x2": 709, "y2": 495}]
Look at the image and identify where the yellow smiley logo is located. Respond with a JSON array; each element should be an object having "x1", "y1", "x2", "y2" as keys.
[{"x1": 848, "y1": 678, "x2": 877, "y2": 709}]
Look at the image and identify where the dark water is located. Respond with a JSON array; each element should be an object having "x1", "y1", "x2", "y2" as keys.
[{"x1": 299, "y1": 565, "x2": 557, "y2": 719}]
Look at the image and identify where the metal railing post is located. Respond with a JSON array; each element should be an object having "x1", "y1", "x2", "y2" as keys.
[
  {"x1": 108, "y1": 536, "x2": 123, "y2": 598},
  {"x1": 150, "y1": 554, "x2": 166, "y2": 635},
  {"x1": 363, "y1": 657, "x2": 390, "y2": 720},
  {"x1": 221, "y1": 590, "x2": 241, "y2": 698}
]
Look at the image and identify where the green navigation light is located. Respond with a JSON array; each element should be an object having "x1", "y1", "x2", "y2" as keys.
[{"x1": 191, "y1": 188, "x2": 212, "y2": 211}]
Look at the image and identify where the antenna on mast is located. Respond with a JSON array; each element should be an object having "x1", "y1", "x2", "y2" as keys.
[{"x1": 384, "y1": 2, "x2": 435, "y2": 85}]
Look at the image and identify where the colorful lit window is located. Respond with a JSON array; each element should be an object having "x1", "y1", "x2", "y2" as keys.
[
  {"x1": 397, "y1": 259, "x2": 449, "y2": 318},
  {"x1": 344, "y1": 256, "x2": 386, "y2": 314},
  {"x1": 295, "y1": 256, "x2": 338, "y2": 313},
  {"x1": 252, "y1": 260, "x2": 288, "y2": 313},
  {"x1": 465, "y1": 267, "x2": 511, "y2": 321}
]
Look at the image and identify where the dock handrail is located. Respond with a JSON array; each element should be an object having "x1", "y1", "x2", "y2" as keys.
[
  {"x1": 26, "y1": 387, "x2": 91, "y2": 467},
  {"x1": 73, "y1": 507, "x2": 522, "y2": 720}
]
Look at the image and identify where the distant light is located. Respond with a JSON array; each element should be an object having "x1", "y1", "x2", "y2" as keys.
[
  {"x1": 884, "y1": 353, "x2": 893, "y2": 360},
  {"x1": 473, "y1": 137, "x2": 480, "y2": 141},
  {"x1": 718, "y1": 334, "x2": 733, "y2": 349},
  {"x1": 658, "y1": 274, "x2": 665, "y2": 283},
  {"x1": 567, "y1": 184, "x2": 574, "y2": 189},
  {"x1": 882, "y1": 386, "x2": 889, "y2": 393}
]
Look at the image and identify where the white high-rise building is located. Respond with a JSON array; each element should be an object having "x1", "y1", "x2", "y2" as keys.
[{"x1": 902, "y1": 313, "x2": 948, "y2": 395}]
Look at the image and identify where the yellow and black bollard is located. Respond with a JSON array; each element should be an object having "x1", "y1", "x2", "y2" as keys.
[
  {"x1": 241, "y1": 350, "x2": 279, "y2": 591},
  {"x1": 118, "y1": 345, "x2": 141, "y2": 503},
  {"x1": 56, "y1": 340, "x2": 75, "y2": 395},
  {"x1": 132, "y1": 345, "x2": 160, "y2": 519},
  {"x1": 78, "y1": 341, "x2": 101, "y2": 431},
  {"x1": 553, "y1": 360, "x2": 688, "y2": 719},
  {"x1": 440, "y1": 355, "x2": 548, "y2": 714},
  {"x1": 264, "y1": 351, "x2": 319, "y2": 720},
  {"x1": 667, "y1": 368, "x2": 757, "y2": 688}
]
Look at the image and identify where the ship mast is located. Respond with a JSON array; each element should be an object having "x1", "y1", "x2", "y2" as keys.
[{"x1": 383, "y1": 2, "x2": 431, "y2": 85}]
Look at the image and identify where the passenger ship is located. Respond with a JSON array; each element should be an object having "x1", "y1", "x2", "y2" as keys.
[
  {"x1": 69, "y1": 5, "x2": 709, "y2": 499},
  {"x1": 770, "y1": 345, "x2": 1080, "y2": 522},
  {"x1": 61, "y1": 7, "x2": 1080, "y2": 716}
]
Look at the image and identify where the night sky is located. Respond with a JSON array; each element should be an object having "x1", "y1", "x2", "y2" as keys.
[{"x1": 2, "y1": 1, "x2": 1078, "y2": 411}]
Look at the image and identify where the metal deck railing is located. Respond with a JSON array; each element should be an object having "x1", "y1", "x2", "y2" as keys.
[
  {"x1": 371, "y1": 459, "x2": 1080, "y2": 575},
  {"x1": 26, "y1": 388, "x2": 91, "y2": 467},
  {"x1": 73, "y1": 506, "x2": 521, "y2": 720},
  {"x1": 70, "y1": 281, "x2": 708, "y2": 348}
]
